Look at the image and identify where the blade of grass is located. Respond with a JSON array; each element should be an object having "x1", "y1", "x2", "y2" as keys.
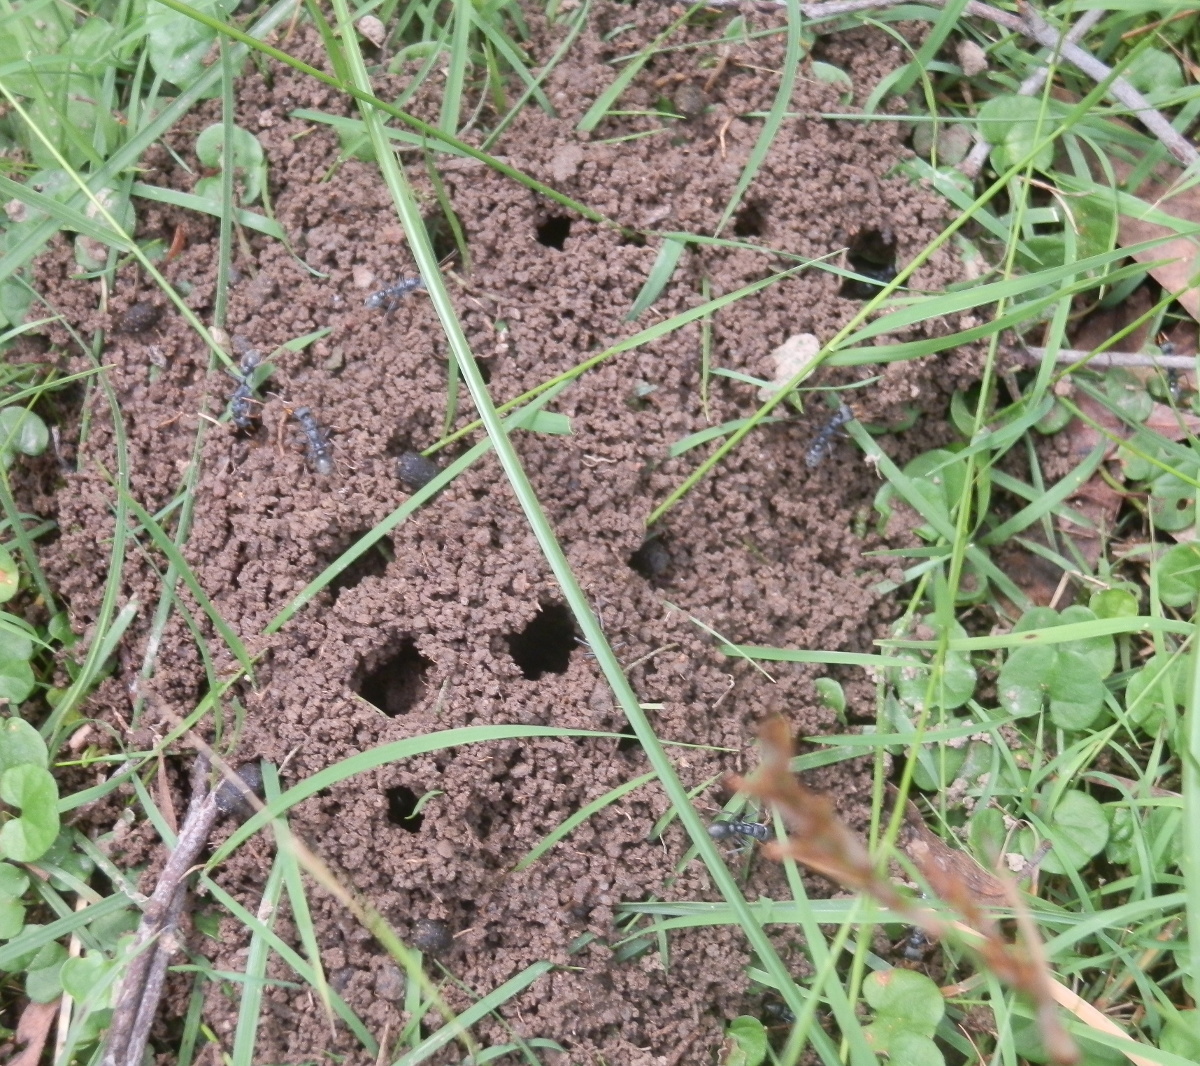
[{"x1": 229, "y1": 850, "x2": 286, "y2": 1066}]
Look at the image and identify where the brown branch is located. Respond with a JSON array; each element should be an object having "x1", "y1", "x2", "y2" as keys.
[
  {"x1": 1016, "y1": 345, "x2": 1196, "y2": 369},
  {"x1": 103, "y1": 758, "x2": 220, "y2": 1066}
]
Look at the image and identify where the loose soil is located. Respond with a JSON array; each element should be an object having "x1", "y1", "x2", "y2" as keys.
[{"x1": 21, "y1": 4, "x2": 981, "y2": 1063}]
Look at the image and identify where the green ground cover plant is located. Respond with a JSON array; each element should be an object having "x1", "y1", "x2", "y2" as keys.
[{"x1": 4, "y1": 0, "x2": 1200, "y2": 1062}]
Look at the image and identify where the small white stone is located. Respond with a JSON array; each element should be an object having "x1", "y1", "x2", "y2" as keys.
[{"x1": 357, "y1": 14, "x2": 385, "y2": 47}]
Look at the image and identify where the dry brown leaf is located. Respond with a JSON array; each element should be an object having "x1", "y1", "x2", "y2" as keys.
[
  {"x1": 1117, "y1": 183, "x2": 1200, "y2": 322},
  {"x1": 7, "y1": 999, "x2": 59, "y2": 1066}
]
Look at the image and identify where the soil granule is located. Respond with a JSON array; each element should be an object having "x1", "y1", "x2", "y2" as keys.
[{"x1": 22, "y1": 6, "x2": 980, "y2": 1063}]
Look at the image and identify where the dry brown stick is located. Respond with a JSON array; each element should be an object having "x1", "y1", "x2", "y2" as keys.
[
  {"x1": 959, "y1": 8, "x2": 1106, "y2": 178},
  {"x1": 704, "y1": 0, "x2": 1198, "y2": 168},
  {"x1": 103, "y1": 758, "x2": 220, "y2": 1066},
  {"x1": 1017, "y1": 4, "x2": 1198, "y2": 167},
  {"x1": 1016, "y1": 345, "x2": 1196, "y2": 369}
]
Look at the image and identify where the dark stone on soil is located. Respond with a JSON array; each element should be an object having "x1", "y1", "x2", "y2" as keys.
[
  {"x1": 410, "y1": 918, "x2": 452, "y2": 954},
  {"x1": 116, "y1": 301, "x2": 162, "y2": 333},
  {"x1": 396, "y1": 450, "x2": 440, "y2": 490},
  {"x1": 213, "y1": 762, "x2": 264, "y2": 820}
]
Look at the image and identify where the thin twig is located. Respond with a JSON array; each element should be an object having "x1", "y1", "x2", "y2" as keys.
[
  {"x1": 1016, "y1": 346, "x2": 1196, "y2": 369},
  {"x1": 1017, "y1": 3, "x2": 1198, "y2": 168},
  {"x1": 960, "y1": 8, "x2": 1106, "y2": 178},
  {"x1": 706, "y1": 0, "x2": 1199, "y2": 168},
  {"x1": 103, "y1": 757, "x2": 220, "y2": 1066}
]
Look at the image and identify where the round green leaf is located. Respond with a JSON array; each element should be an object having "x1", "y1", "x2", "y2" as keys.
[
  {"x1": 0, "y1": 547, "x2": 17, "y2": 604},
  {"x1": 0, "y1": 764, "x2": 60, "y2": 861},
  {"x1": 889, "y1": 1031, "x2": 945, "y2": 1066},
  {"x1": 1125, "y1": 652, "x2": 1186, "y2": 734},
  {"x1": 0, "y1": 406, "x2": 49, "y2": 459},
  {"x1": 0, "y1": 614, "x2": 36, "y2": 661},
  {"x1": 1126, "y1": 47, "x2": 1184, "y2": 98},
  {"x1": 863, "y1": 969, "x2": 944, "y2": 1034},
  {"x1": 61, "y1": 954, "x2": 112, "y2": 1002},
  {"x1": 978, "y1": 94, "x2": 1055, "y2": 172},
  {"x1": 0, "y1": 898, "x2": 25, "y2": 939},
  {"x1": 1040, "y1": 789, "x2": 1108, "y2": 874},
  {"x1": 724, "y1": 1016, "x2": 767, "y2": 1066},
  {"x1": 1148, "y1": 480, "x2": 1197, "y2": 532},
  {"x1": 0, "y1": 717, "x2": 47, "y2": 772},
  {"x1": 0, "y1": 658, "x2": 35, "y2": 705},
  {"x1": 1046, "y1": 648, "x2": 1108, "y2": 731},
  {"x1": 195, "y1": 123, "x2": 267, "y2": 203},
  {"x1": 1088, "y1": 588, "x2": 1138, "y2": 619},
  {"x1": 39, "y1": 829, "x2": 96, "y2": 892},
  {"x1": 1158, "y1": 543, "x2": 1200, "y2": 607},
  {"x1": 1056, "y1": 605, "x2": 1115, "y2": 677},
  {"x1": 47, "y1": 612, "x2": 77, "y2": 647},
  {"x1": 1162, "y1": 1010, "x2": 1200, "y2": 1059},
  {"x1": 0, "y1": 859, "x2": 29, "y2": 901},
  {"x1": 814, "y1": 678, "x2": 845, "y2": 715},
  {"x1": 25, "y1": 942, "x2": 66, "y2": 1003},
  {"x1": 969, "y1": 806, "x2": 1007, "y2": 869},
  {"x1": 998, "y1": 645, "x2": 1053, "y2": 718},
  {"x1": 145, "y1": 0, "x2": 236, "y2": 88},
  {"x1": 1034, "y1": 398, "x2": 1072, "y2": 435},
  {"x1": 1104, "y1": 368, "x2": 1154, "y2": 423}
]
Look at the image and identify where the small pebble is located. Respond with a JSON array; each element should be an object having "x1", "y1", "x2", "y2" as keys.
[
  {"x1": 396, "y1": 451, "x2": 441, "y2": 490},
  {"x1": 214, "y1": 762, "x2": 264, "y2": 820},
  {"x1": 374, "y1": 963, "x2": 406, "y2": 1001},
  {"x1": 116, "y1": 301, "x2": 162, "y2": 333},
  {"x1": 411, "y1": 918, "x2": 453, "y2": 954}
]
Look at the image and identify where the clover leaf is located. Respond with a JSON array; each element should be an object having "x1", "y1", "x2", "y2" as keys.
[
  {"x1": 0, "y1": 764, "x2": 60, "y2": 862},
  {"x1": 723, "y1": 1016, "x2": 767, "y2": 1066},
  {"x1": 1125, "y1": 652, "x2": 1187, "y2": 735},
  {"x1": 0, "y1": 860, "x2": 29, "y2": 939},
  {"x1": 1157, "y1": 543, "x2": 1200, "y2": 607},
  {"x1": 1036, "y1": 789, "x2": 1109, "y2": 875},
  {"x1": 0, "y1": 717, "x2": 48, "y2": 772},
  {"x1": 0, "y1": 406, "x2": 49, "y2": 467},
  {"x1": 195, "y1": 123, "x2": 267, "y2": 204},
  {"x1": 863, "y1": 969, "x2": 945, "y2": 1065}
]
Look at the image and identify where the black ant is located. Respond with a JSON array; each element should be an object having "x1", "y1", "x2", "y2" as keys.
[
  {"x1": 293, "y1": 406, "x2": 333, "y2": 476},
  {"x1": 805, "y1": 403, "x2": 854, "y2": 469},
  {"x1": 365, "y1": 275, "x2": 424, "y2": 315},
  {"x1": 229, "y1": 350, "x2": 262, "y2": 431}
]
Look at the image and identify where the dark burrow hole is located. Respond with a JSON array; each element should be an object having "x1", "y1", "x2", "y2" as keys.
[
  {"x1": 616, "y1": 734, "x2": 639, "y2": 753},
  {"x1": 507, "y1": 602, "x2": 576, "y2": 679},
  {"x1": 329, "y1": 534, "x2": 394, "y2": 596},
  {"x1": 841, "y1": 228, "x2": 898, "y2": 299},
  {"x1": 732, "y1": 201, "x2": 766, "y2": 238},
  {"x1": 536, "y1": 215, "x2": 572, "y2": 250},
  {"x1": 385, "y1": 785, "x2": 425, "y2": 831},
  {"x1": 358, "y1": 637, "x2": 431, "y2": 716},
  {"x1": 628, "y1": 536, "x2": 672, "y2": 582},
  {"x1": 420, "y1": 209, "x2": 463, "y2": 264}
]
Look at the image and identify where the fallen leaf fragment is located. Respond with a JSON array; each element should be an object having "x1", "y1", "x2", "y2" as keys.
[{"x1": 6, "y1": 998, "x2": 60, "y2": 1066}]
